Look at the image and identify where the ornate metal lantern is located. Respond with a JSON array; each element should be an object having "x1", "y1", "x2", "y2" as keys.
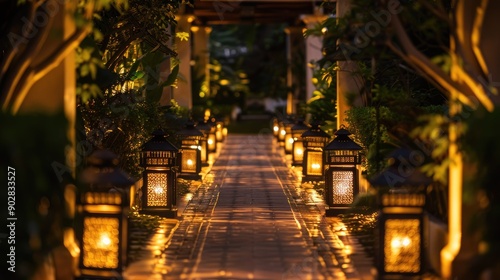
[
  {"x1": 272, "y1": 117, "x2": 280, "y2": 138},
  {"x1": 195, "y1": 119, "x2": 211, "y2": 166},
  {"x1": 77, "y1": 150, "x2": 133, "y2": 279},
  {"x1": 277, "y1": 117, "x2": 288, "y2": 144},
  {"x1": 207, "y1": 118, "x2": 217, "y2": 152},
  {"x1": 300, "y1": 123, "x2": 330, "y2": 182},
  {"x1": 323, "y1": 126, "x2": 363, "y2": 216},
  {"x1": 140, "y1": 129, "x2": 178, "y2": 218},
  {"x1": 215, "y1": 117, "x2": 225, "y2": 143},
  {"x1": 177, "y1": 121, "x2": 204, "y2": 180},
  {"x1": 370, "y1": 148, "x2": 430, "y2": 278},
  {"x1": 291, "y1": 119, "x2": 310, "y2": 166},
  {"x1": 284, "y1": 117, "x2": 295, "y2": 154}
]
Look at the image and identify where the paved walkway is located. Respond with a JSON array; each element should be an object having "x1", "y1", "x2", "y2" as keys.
[{"x1": 125, "y1": 134, "x2": 374, "y2": 280}]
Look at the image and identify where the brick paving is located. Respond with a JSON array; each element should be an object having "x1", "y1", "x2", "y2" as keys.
[{"x1": 124, "y1": 134, "x2": 375, "y2": 280}]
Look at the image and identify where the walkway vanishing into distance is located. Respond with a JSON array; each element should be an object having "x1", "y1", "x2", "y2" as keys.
[{"x1": 125, "y1": 134, "x2": 374, "y2": 280}]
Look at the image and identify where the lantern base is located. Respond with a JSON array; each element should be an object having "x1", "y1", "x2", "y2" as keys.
[
  {"x1": 325, "y1": 206, "x2": 350, "y2": 216},
  {"x1": 302, "y1": 175, "x2": 323, "y2": 183},
  {"x1": 76, "y1": 269, "x2": 123, "y2": 280},
  {"x1": 140, "y1": 208, "x2": 178, "y2": 218},
  {"x1": 178, "y1": 173, "x2": 202, "y2": 180}
]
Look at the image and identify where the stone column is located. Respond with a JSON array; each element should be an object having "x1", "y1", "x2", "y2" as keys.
[
  {"x1": 192, "y1": 25, "x2": 212, "y2": 100},
  {"x1": 172, "y1": 14, "x2": 195, "y2": 110},
  {"x1": 336, "y1": 0, "x2": 364, "y2": 129},
  {"x1": 284, "y1": 26, "x2": 305, "y2": 115},
  {"x1": 301, "y1": 11, "x2": 327, "y2": 116}
]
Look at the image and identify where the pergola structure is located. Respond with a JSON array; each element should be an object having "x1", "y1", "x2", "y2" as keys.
[{"x1": 170, "y1": 0, "x2": 344, "y2": 119}]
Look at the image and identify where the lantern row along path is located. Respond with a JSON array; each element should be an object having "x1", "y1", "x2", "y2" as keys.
[{"x1": 124, "y1": 134, "x2": 375, "y2": 280}]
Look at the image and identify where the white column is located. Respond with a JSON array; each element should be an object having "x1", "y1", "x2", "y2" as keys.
[
  {"x1": 301, "y1": 12, "x2": 327, "y2": 114},
  {"x1": 284, "y1": 26, "x2": 305, "y2": 115}
]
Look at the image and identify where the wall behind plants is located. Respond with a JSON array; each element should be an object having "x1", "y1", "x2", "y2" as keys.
[{"x1": 0, "y1": 112, "x2": 69, "y2": 279}]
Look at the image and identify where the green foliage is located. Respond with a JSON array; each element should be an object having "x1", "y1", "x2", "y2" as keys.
[
  {"x1": 304, "y1": 63, "x2": 337, "y2": 127},
  {"x1": 0, "y1": 112, "x2": 69, "y2": 279},
  {"x1": 460, "y1": 108, "x2": 500, "y2": 270}
]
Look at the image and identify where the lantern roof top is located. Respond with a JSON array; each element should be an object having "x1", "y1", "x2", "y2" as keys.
[
  {"x1": 369, "y1": 148, "x2": 433, "y2": 188},
  {"x1": 178, "y1": 121, "x2": 205, "y2": 138},
  {"x1": 301, "y1": 123, "x2": 330, "y2": 139},
  {"x1": 195, "y1": 119, "x2": 211, "y2": 133},
  {"x1": 324, "y1": 126, "x2": 363, "y2": 151},
  {"x1": 142, "y1": 129, "x2": 178, "y2": 152},
  {"x1": 291, "y1": 119, "x2": 310, "y2": 132},
  {"x1": 81, "y1": 149, "x2": 134, "y2": 187}
]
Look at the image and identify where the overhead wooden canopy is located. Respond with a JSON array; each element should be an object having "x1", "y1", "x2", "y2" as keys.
[{"x1": 188, "y1": 0, "x2": 333, "y2": 25}]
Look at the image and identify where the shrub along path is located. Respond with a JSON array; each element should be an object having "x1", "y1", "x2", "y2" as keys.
[{"x1": 124, "y1": 134, "x2": 374, "y2": 280}]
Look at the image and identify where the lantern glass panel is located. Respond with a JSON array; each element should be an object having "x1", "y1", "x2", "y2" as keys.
[
  {"x1": 285, "y1": 134, "x2": 293, "y2": 151},
  {"x1": 208, "y1": 134, "x2": 216, "y2": 150},
  {"x1": 146, "y1": 173, "x2": 168, "y2": 206},
  {"x1": 331, "y1": 170, "x2": 354, "y2": 204},
  {"x1": 82, "y1": 217, "x2": 120, "y2": 269},
  {"x1": 306, "y1": 151, "x2": 323, "y2": 175},
  {"x1": 293, "y1": 141, "x2": 304, "y2": 162},
  {"x1": 182, "y1": 149, "x2": 197, "y2": 172},
  {"x1": 384, "y1": 219, "x2": 421, "y2": 273}
]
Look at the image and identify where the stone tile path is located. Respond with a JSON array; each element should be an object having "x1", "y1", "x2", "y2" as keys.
[{"x1": 124, "y1": 134, "x2": 375, "y2": 280}]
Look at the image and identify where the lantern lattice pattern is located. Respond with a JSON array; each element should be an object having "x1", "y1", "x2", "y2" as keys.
[
  {"x1": 331, "y1": 170, "x2": 354, "y2": 204},
  {"x1": 306, "y1": 151, "x2": 323, "y2": 176},
  {"x1": 146, "y1": 173, "x2": 168, "y2": 206},
  {"x1": 181, "y1": 149, "x2": 197, "y2": 172},
  {"x1": 82, "y1": 217, "x2": 120, "y2": 269},
  {"x1": 384, "y1": 219, "x2": 421, "y2": 273}
]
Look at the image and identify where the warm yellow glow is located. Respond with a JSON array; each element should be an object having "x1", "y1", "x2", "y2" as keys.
[
  {"x1": 332, "y1": 170, "x2": 354, "y2": 204},
  {"x1": 98, "y1": 233, "x2": 112, "y2": 248},
  {"x1": 190, "y1": 26, "x2": 199, "y2": 32},
  {"x1": 280, "y1": 129, "x2": 286, "y2": 136},
  {"x1": 182, "y1": 150, "x2": 197, "y2": 172},
  {"x1": 391, "y1": 236, "x2": 412, "y2": 249},
  {"x1": 288, "y1": 138, "x2": 294, "y2": 144},
  {"x1": 441, "y1": 109, "x2": 463, "y2": 278},
  {"x1": 219, "y1": 79, "x2": 229, "y2": 86},
  {"x1": 296, "y1": 148, "x2": 303, "y2": 155},
  {"x1": 312, "y1": 163, "x2": 321, "y2": 169},
  {"x1": 273, "y1": 125, "x2": 279, "y2": 132},
  {"x1": 385, "y1": 219, "x2": 421, "y2": 273},
  {"x1": 154, "y1": 186, "x2": 164, "y2": 195},
  {"x1": 208, "y1": 139, "x2": 214, "y2": 145},
  {"x1": 147, "y1": 173, "x2": 167, "y2": 207},
  {"x1": 82, "y1": 217, "x2": 119, "y2": 269}
]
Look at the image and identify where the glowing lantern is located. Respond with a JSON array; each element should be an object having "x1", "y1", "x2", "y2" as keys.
[
  {"x1": 272, "y1": 117, "x2": 280, "y2": 138},
  {"x1": 77, "y1": 150, "x2": 133, "y2": 279},
  {"x1": 291, "y1": 119, "x2": 310, "y2": 166},
  {"x1": 370, "y1": 148, "x2": 430, "y2": 278},
  {"x1": 300, "y1": 123, "x2": 330, "y2": 182},
  {"x1": 140, "y1": 129, "x2": 178, "y2": 218},
  {"x1": 177, "y1": 121, "x2": 204, "y2": 180},
  {"x1": 195, "y1": 120, "x2": 211, "y2": 166},
  {"x1": 207, "y1": 118, "x2": 217, "y2": 152},
  {"x1": 284, "y1": 117, "x2": 295, "y2": 154},
  {"x1": 323, "y1": 125, "x2": 363, "y2": 216}
]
